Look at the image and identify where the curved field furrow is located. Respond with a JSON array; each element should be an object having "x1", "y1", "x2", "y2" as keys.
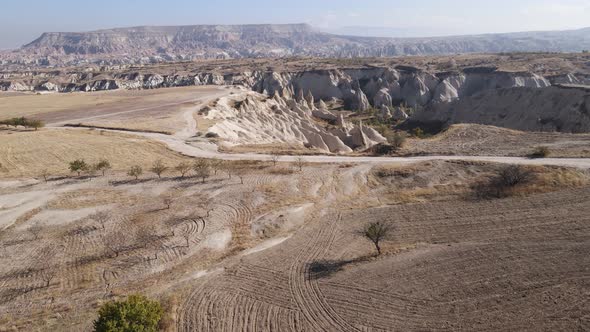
[{"x1": 288, "y1": 213, "x2": 360, "y2": 332}]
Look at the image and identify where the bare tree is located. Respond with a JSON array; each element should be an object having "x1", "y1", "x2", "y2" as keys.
[
  {"x1": 40, "y1": 169, "x2": 50, "y2": 183},
  {"x1": 92, "y1": 211, "x2": 111, "y2": 231},
  {"x1": 294, "y1": 157, "x2": 305, "y2": 172},
  {"x1": 163, "y1": 197, "x2": 173, "y2": 210},
  {"x1": 127, "y1": 165, "x2": 143, "y2": 180},
  {"x1": 175, "y1": 162, "x2": 191, "y2": 178},
  {"x1": 181, "y1": 224, "x2": 193, "y2": 248},
  {"x1": 103, "y1": 231, "x2": 127, "y2": 258},
  {"x1": 136, "y1": 224, "x2": 162, "y2": 261},
  {"x1": 361, "y1": 221, "x2": 391, "y2": 256},
  {"x1": 210, "y1": 158, "x2": 224, "y2": 175},
  {"x1": 150, "y1": 159, "x2": 168, "y2": 179},
  {"x1": 270, "y1": 152, "x2": 281, "y2": 166},
  {"x1": 235, "y1": 168, "x2": 246, "y2": 184},
  {"x1": 29, "y1": 224, "x2": 42, "y2": 241},
  {"x1": 224, "y1": 163, "x2": 233, "y2": 179},
  {"x1": 36, "y1": 245, "x2": 64, "y2": 288},
  {"x1": 193, "y1": 159, "x2": 211, "y2": 183}
]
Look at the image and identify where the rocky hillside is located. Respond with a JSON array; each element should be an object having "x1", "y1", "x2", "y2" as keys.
[
  {"x1": 2, "y1": 55, "x2": 589, "y2": 133},
  {"x1": 3, "y1": 24, "x2": 590, "y2": 67}
]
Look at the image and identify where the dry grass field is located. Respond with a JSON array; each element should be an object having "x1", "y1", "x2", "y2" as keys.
[
  {"x1": 0, "y1": 129, "x2": 189, "y2": 178},
  {"x1": 0, "y1": 86, "x2": 230, "y2": 134}
]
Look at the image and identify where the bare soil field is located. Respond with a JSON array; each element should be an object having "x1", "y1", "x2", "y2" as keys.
[
  {"x1": 0, "y1": 158, "x2": 588, "y2": 331},
  {"x1": 403, "y1": 124, "x2": 590, "y2": 158},
  {"x1": 0, "y1": 86, "x2": 230, "y2": 133}
]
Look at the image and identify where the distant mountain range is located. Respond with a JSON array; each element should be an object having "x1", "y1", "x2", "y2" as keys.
[{"x1": 2, "y1": 24, "x2": 590, "y2": 67}]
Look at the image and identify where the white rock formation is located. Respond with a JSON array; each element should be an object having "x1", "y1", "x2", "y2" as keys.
[{"x1": 206, "y1": 92, "x2": 386, "y2": 153}]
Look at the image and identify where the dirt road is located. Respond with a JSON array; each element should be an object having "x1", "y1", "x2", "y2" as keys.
[{"x1": 44, "y1": 87, "x2": 590, "y2": 170}]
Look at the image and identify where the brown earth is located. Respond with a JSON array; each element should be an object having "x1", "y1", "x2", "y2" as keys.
[
  {"x1": 0, "y1": 160, "x2": 588, "y2": 331},
  {"x1": 403, "y1": 124, "x2": 590, "y2": 158}
]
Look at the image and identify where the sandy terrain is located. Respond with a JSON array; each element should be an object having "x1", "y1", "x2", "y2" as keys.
[
  {"x1": 1, "y1": 159, "x2": 587, "y2": 331},
  {"x1": 0, "y1": 85, "x2": 589, "y2": 331},
  {"x1": 0, "y1": 86, "x2": 232, "y2": 134},
  {"x1": 404, "y1": 124, "x2": 590, "y2": 158}
]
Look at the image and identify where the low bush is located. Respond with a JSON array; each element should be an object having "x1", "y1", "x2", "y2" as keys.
[
  {"x1": 472, "y1": 165, "x2": 534, "y2": 199},
  {"x1": 529, "y1": 146, "x2": 550, "y2": 159},
  {"x1": 93, "y1": 294, "x2": 163, "y2": 332}
]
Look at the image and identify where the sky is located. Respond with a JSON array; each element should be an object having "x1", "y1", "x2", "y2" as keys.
[{"x1": 2, "y1": 0, "x2": 590, "y2": 49}]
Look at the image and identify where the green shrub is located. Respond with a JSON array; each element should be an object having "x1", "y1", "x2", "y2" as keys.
[
  {"x1": 69, "y1": 159, "x2": 89, "y2": 176},
  {"x1": 93, "y1": 294, "x2": 163, "y2": 332},
  {"x1": 412, "y1": 127, "x2": 425, "y2": 138}
]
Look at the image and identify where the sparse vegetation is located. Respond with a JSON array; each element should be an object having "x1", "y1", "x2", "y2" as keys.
[
  {"x1": 361, "y1": 221, "x2": 391, "y2": 256},
  {"x1": 210, "y1": 158, "x2": 224, "y2": 175},
  {"x1": 193, "y1": 159, "x2": 211, "y2": 183},
  {"x1": 150, "y1": 159, "x2": 168, "y2": 179},
  {"x1": 94, "y1": 159, "x2": 112, "y2": 176},
  {"x1": 530, "y1": 146, "x2": 550, "y2": 159},
  {"x1": 0, "y1": 117, "x2": 45, "y2": 130},
  {"x1": 92, "y1": 211, "x2": 111, "y2": 231},
  {"x1": 472, "y1": 165, "x2": 535, "y2": 199},
  {"x1": 175, "y1": 162, "x2": 191, "y2": 178},
  {"x1": 163, "y1": 197, "x2": 173, "y2": 210},
  {"x1": 270, "y1": 152, "x2": 281, "y2": 166},
  {"x1": 294, "y1": 157, "x2": 305, "y2": 172},
  {"x1": 93, "y1": 294, "x2": 163, "y2": 332},
  {"x1": 127, "y1": 165, "x2": 143, "y2": 180},
  {"x1": 40, "y1": 169, "x2": 50, "y2": 182},
  {"x1": 69, "y1": 159, "x2": 89, "y2": 176}
]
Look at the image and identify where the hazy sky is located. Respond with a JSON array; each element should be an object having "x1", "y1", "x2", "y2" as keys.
[{"x1": 2, "y1": 0, "x2": 590, "y2": 49}]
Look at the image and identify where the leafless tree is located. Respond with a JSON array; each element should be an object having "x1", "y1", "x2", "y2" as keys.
[
  {"x1": 181, "y1": 224, "x2": 193, "y2": 248},
  {"x1": 193, "y1": 159, "x2": 211, "y2": 183},
  {"x1": 40, "y1": 169, "x2": 50, "y2": 183},
  {"x1": 360, "y1": 221, "x2": 391, "y2": 256},
  {"x1": 294, "y1": 157, "x2": 305, "y2": 172},
  {"x1": 136, "y1": 224, "x2": 162, "y2": 261},
  {"x1": 29, "y1": 224, "x2": 42, "y2": 241},
  {"x1": 210, "y1": 158, "x2": 224, "y2": 175},
  {"x1": 36, "y1": 245, "x2": 63, "y2": 288},
  {"x1": 150, "y1": 159, "x2": 168, "y2": 179},
  {"x1": 163, "y1": 197, "x2": 173, "y2": 210},
  {"x1": 235, "y1": 168, "x2": 246, "y2": 184},
  {"x1": 270, "y1": 152, "x2": 281, "y2": 166},
  {"x1": 103, "y1": 231, "x2": 127, "y2": 258},
  {"x1": 175, "y1": 162, "x2": 191, "y2": 178},
  {"x1": 92, "y1": 211, "x2": 111, "y2": 231}
]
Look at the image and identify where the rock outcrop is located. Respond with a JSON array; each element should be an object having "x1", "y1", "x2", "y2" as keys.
[{"x1": 205, "y1": 92, "x2": 385, "y2": 153}]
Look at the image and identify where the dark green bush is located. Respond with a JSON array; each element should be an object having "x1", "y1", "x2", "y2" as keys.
[{"x1": 94, "y1": 294, "x2": 163, "y2": 332}]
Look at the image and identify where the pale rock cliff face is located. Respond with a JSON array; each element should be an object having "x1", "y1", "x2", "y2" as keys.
[
  {"x1": 3, "y1": 63, "x2": 582, "y2": 133},
  {"x1": 8, "y1": 24, "x2": 590, "y2": 68},
  {"x1": 413, "y1": 86, "x2": 590, "y2": 133}
]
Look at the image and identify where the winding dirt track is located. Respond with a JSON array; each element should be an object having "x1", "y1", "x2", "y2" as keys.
[{"x1": 48, "y1": 88, "x2": 590, "y2": 170}]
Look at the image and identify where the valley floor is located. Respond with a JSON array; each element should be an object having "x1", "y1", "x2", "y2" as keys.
[{"x1": 0, "y1": 86, "x2": 589, "y2": 331}]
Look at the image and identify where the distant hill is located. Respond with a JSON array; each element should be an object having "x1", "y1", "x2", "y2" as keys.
[{"x1": 3, "y1": 24, "x2": 590, "y2": 67}]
